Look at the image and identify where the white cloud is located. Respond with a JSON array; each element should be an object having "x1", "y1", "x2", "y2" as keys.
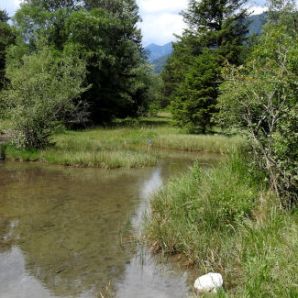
[
  {"x1": 0, "y1": 0, "x2": 22, "y2": 15},
  {"x1": 138, "y1": 0, "x2": 188, "y2": 14},
  {"x1": 139, "y1": 12, "x2": 186, "y2": 45},
  {"x1": 246, "y1": 0, "x2": 267, "y2": 14},
  {"x1": 137, "y1": 0, "x2": 188, "y2": 45},
  {"x1": 247, "y1": 5, "x2": 267, "y2": 15}
]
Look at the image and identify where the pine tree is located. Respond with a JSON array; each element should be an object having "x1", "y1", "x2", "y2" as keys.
[
  {"x1": 164, "y1": 0, "x2": 249, "y2": 133},
  {"x1": 183, "y1": 0, "x2": 248, "y2": 62},
  {"x1": 0, "y1": 10, "x2": 15, "y2": 90}
]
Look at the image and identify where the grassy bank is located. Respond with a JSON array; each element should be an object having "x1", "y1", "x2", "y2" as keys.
[
  {"x1": 3, "y1": 119, "x2": 242, "y2": 168},
  {"x1": 5, "y1": 146, "x2": 157, "y2": 169},
  {"x1": 146, "y1": 153, "x2": 298, "y2": 297}
]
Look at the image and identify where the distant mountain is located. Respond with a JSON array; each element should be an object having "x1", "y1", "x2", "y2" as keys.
[
  {"x1": 151, "y1": 54, "x2": 171, "y2": 73},
  {"x1": 146, "y1": 13, "x2": 268, "y2": 74},
  {"x1": 145, "y1": 42, "x2": 173, "y2": 63},
  {"x1": 247, "y1": 12, "x2": 267, "y2": 35}
]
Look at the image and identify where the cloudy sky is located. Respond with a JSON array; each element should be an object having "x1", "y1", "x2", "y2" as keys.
[{"x1": 0, "y1": 0, "x2": 266, "y2": 46}]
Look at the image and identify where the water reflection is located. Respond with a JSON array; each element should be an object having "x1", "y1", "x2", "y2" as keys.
[
  {"x1": 0, "y1": 153, "x2": 219, "y2": 298},
  {"x1": 132, "y1": 167, "x2": 162, "y2": 234},
  {"x1": 115, "y1": 167, "x2": 189, "y2": 297},
  {"x1": 0, "y1": 246, "x2": 54, "y2": 298},
  {"x1": 115, "y1": 248, "x2": 189, "y2": 298}
]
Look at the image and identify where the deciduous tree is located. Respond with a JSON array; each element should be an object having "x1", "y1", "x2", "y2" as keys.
[{"x1": 218, "y1": 9, "x2": 298, "y2": 204}]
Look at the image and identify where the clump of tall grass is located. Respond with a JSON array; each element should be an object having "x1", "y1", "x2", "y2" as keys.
[
  {"x1": 4, "y1": 123, "x2": 243, "y2": 168},
  {"x1": 147, "y1": 153, "x2": 261, "y2": 262},
  {"x1": 6, "y1": 146, "x2": 157, "y2": 169},
  {"x1": 146, "y1": 152, "x2": 298, "y2": 296},
  {"x1": 53, "y1": 128, "x2": 242, "y2": 154},
  {"x1": 231, "y1": 206, "x2": 298, "y2": 297},
  {"x1": 154, "y1": 134, "x2": 243, "y2": 154}
]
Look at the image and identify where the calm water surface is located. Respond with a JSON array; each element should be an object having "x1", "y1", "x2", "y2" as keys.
[{"x1": 0, "y1": 152, "x2": 219, "y2": 298}]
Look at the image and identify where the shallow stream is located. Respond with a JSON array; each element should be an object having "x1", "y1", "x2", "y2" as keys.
[{"x1": 0, "y1": 152, "x2": 219, "y2": 298}]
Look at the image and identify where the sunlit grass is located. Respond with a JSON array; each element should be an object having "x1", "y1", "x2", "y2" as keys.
[
  {"x1": 146, "y1": 153, "x2": 298, "y2": 296},
  {"x1": 3, "y1": 115, "x2": 243, "y2": 168},
  {"x1": 6, "y1": 146, "x2": 157, "y2": 169},
  {"x1": 154, "y1": 134, "x2": 243, "y2": 153}
]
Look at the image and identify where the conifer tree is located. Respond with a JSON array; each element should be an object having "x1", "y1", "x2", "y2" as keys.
[
  {"x1": 14, "y1": 0, "x2": 150, "y2": 124},
  {"x1": 164, "y1": 0, "x2": 249, "y2": 133},
  {"x1": 0, "y1": 10, "x2": 15, "y2": 90}
]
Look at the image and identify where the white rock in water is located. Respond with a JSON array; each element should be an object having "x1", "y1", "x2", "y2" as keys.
[{"x1": 194, "y1": 272, "x2": 223, "y2": 294}]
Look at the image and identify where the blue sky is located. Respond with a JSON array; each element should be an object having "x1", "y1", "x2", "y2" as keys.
[{"x1": 0, "y1": 0, "x2": 267, "y2": 46}]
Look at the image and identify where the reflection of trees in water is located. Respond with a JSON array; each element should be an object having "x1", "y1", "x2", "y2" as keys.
[
  {"x1": 0, "y1": 217, "x2": 17, "y2": 253},
  {"x1": 0, "y1": 165, "x2": 152, "y2": 297}
]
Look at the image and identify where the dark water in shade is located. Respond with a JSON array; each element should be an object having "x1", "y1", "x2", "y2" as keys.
[{"x1": 0, "y1": 152, "x2": 219, "y2": 298}]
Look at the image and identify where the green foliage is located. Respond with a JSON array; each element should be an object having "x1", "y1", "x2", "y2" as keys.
[
  {"x1": 183, "y1": 0, "x2": 248, "y2": 64},
  {"x1": 11, "y1": 0, "x2": 154, "y2": 125},
  {"x1": 218, "y1": 13, "x2": 298, "y2": 204},
  {"x1": 24, "y1": 0, "x2": 80, "y2": 10},
  {"x1": 147, "y1": 152, "x2": 262, "y2": 263},
  {"x1": 163, "y1": 0, "x2": 249, "y2": 133},
  {"x1": 151, "y1": 54, "x2": 170, "y2": 74},
  {"x1": 3, "y1": 46, "x2": 87, "y2": 149},
  {"x1": 161, "y1": 34, "x2": 197, "y2": 106},
  {"x1": 0, "y1": 10, "x2": 15, "y2": 92},
  {"x1": 0, "y1": 10, "x2": 9, "y2": 22},
  {"x1": 171, "y1": 49, "x2": 221, "y2": 133},
  {"x1": 3, "y1": 118, "x2": 241, "y2": 167},
  {"x1": 147, "y1": 151, "x2": 298, "y2": 296}
]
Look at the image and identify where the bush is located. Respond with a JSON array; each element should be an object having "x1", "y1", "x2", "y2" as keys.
[
  {"x1": 3, "y1": 45, "x2": 87, "y2": 149},
  {"x1": 218, "y1": 24, "x2": 298, "y2": 205}
]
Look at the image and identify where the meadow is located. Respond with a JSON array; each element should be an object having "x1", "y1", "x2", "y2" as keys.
[{"x1": 2, "y1": 116, "x2": 241, "y2": 169}]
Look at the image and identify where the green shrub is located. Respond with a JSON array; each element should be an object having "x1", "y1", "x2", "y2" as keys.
[
  {"x1": 3, "y1": 45, "x2": 87, "y2": 149},
  {"x1": 218, "y1": 23, "x2": 298, "y2": 205}
]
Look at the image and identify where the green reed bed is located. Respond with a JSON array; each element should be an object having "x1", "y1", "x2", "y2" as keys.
[
  {"x1": 53, "y1": 127, "x2": 242, "y2": 153},
  {"x1": 146, "y1": 153, "x2": 298, "y2": 297},
  {"x1": 6, "y1": 146, "x2": 157, "y2": 169},
  {"x1": 4, "y1": 123, "x2": 242, "y2": 168},
  {"x1": 154, "y1": 134, "x2": 243, "y2": 153}
]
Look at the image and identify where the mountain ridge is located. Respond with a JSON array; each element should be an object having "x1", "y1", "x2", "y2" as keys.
[
  {"x1": 145, "y1": 42, "x2": 173, "y2": 63},
  {"x1": 145, "y1": 12, "x2": 268, "y2": 73}
]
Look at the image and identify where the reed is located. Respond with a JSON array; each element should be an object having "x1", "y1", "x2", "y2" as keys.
[
  {"x1": 4, "y1": 122, "x2": 242, "y2": 168},
  {"x1": 146, "y1": 153, "x2": 298, "y2": 296}
]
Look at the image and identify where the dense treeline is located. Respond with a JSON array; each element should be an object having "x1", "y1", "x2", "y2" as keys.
[
  {"x1": 0, "y1": 0, "x2": 159, "y2": 148},
  {"x1": 0, "y1": 11, "x2": 15, "y2": 92},
  {"x1": 163, "y1": 0, "x2": 297, "y2": 203}
]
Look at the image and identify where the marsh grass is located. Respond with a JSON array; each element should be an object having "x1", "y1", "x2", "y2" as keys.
[
  {"x1": 4, "y1": 123, "x2": 242, "y2": 168},
  {"x1": 154, "y1": 134, "x2": 243, "y2": 153},
  {"x1": 146, "y1": 153, "x2": 298, "y2": 297},
  {"x1": 6, "y1": 146, "x2": 157, "y2": 169}
]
